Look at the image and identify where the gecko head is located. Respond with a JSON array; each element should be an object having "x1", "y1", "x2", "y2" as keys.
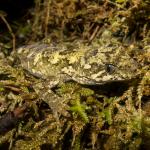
[
  {"x1": 95, "y1": 62, "x2": 139, "y2": 83},
  {"x1": 80, "y1": 45, "x2": 140, "y2": 84}
]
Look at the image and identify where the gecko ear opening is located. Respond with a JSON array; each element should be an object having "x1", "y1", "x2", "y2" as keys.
[{"x1": 105, "y1": 64, "x2": 116, "y2": 74}]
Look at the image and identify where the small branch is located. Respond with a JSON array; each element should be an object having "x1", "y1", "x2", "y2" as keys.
[
  {"x1": 44, "y1": 0, "x2": 51, "y2": 37},
  {"x1": 89, "y1": 25, "x2": 100, "y2": 42},
  {"x1": 0, "y1": 14, "x2": 16, "y2": 52}
]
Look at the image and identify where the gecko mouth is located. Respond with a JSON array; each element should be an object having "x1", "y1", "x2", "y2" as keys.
[
  {"x1": 75, "y1": 76, "x2": 124, "y2": 85},
  {"x1": 81, "y1": 73, "x2": 137, "y2": 85}
]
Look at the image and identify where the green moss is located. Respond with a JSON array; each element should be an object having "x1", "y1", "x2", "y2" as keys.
[{"x1": 70, "y1": 98, "x2": 90, "y2": 123}]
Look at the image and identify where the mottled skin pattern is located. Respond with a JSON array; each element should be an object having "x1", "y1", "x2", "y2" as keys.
[
  {"x1": 17, "y1": 35, "x2": 139, "y2": 118},
  {"x1": 17, "y1": 41, "x2": 138, "y2": 84}
]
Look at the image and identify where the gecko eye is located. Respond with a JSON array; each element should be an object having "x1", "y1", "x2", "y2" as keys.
[{"x1": 105, "y1": 64, "x2": 116, "y2": 74}]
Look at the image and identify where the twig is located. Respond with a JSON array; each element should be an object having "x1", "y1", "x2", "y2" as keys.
[
  {"x1": 44, "y1": 0, "x2": 51, "y2": 37},
  {"x1": 89, "y1": 25, "x2": 100, "y2": 42},
  {"x1": 0, "y1": 14, "x2": 16, "y2": 52}
]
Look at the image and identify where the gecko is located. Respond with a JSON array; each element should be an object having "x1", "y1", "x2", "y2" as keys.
[{"x1": 17, "y1": 31, "x2": 139, "y2": 118}]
